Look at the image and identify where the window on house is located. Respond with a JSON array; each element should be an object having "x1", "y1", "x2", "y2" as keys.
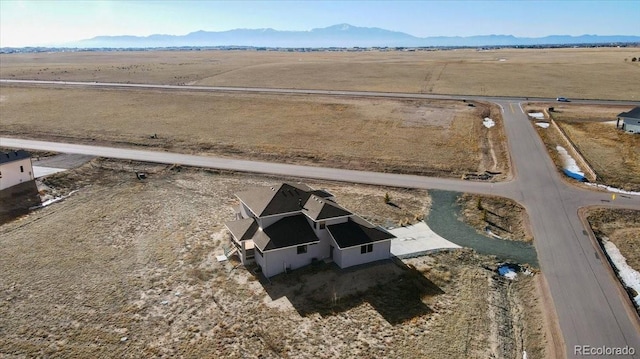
[
  {"x1": 361, "y1": 244, "x2": 373, "y2": 254},
  {"x1": 297, "y1": 245, "x2": 307, "y2": 254},
  {"x1": 20, "y1": 166, "x2": 24, "y2": 173},
  {"x1": 319, "y1": 221, "x2": 326, "y2": 229}
]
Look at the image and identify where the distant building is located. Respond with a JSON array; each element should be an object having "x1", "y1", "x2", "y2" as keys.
[
  {"x1": 0, "y1": 150, "x2": 40, "y2": 224},
  {"x1": 617, "y1": 107, "x2": 640, "y2": 134},
  {"x1": 0, "y1": 150, "x2": 34, "y2": 190},
  {"x1": 225, "y1": 183, "x2": 394, "y2": 278}
]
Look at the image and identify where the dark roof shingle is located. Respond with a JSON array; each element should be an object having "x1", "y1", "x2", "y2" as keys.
[
  {"x1": 236, "y1": 183, "x2": 312, "y2": 217},
  {"x1": 327, "y1": 216, "x2": 395, "y2": 249},
  {"x1": 618, "y1": 107, "x2": 640, "y2": 120},
  {"x1": 302, "y1": 195, "x2": 351, "y2": 220},
  {"x1": 0, "y1": 150, "x2": 31, "y2": 165},
  {"x1": 225, "y1": 218, "x2": 259, "y2": 241},
  {"x1": 253, "y1": 214, "x2": 320, "y2": 251}
]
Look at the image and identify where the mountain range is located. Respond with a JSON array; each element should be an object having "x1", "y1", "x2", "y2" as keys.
[{"x1": 71, "y1": 24, "x2": 640, "y2": 48}]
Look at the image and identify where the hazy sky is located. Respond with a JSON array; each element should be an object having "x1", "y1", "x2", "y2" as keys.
[{"x1": 1, "y1": 0, "x2": 639, "y2": 47}]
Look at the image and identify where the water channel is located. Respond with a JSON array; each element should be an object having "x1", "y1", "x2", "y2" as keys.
[{"x1": 425, "y1": 190, "x2": 539, "y2": 267}]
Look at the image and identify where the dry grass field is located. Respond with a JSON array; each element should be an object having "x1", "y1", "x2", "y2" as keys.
[
  {"x1": 457, "y1": 194, "x2": 533, "y2": 242},
  {"x1": 587, "y1": 208, "x2": 640, "y2": 272},
  {"x1": 528, "y1": 103, "x2": 640, "y2": 191},
  {"x1": 0, "y1": 85, "x2": 508, "y2": 178},
  {"x1": 0, "y1": 160, "x2": 548, "y2": 358},
  {"x1": 1, "y1": 47, "x2": 639, "y2": 100}
]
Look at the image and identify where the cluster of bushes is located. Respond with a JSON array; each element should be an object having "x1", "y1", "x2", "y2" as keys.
[{"x1": 625, "y1": 57, "x2": 639, "y2": 62}]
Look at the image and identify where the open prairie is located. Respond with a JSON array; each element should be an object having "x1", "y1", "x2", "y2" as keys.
[
  {"x1": 0, "y1": 160, "x2": 547, "y2": 359},
  {"x1": 0, "y1": 85, "x2": 508, "y2": 178},
  {"x1": 1, "y1": 47, "x2": 639, "y2": 100}
]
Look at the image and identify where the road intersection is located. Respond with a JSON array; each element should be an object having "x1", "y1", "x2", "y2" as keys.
[{"x1": 1, "y1": 79, "x2": 640, "y2": 358}]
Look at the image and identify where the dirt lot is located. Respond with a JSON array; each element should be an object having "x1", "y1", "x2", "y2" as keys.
[
  {"x1": 0, "y1": 85, "x2": 509, "y2": 179},
  {"x1": 457, "y1": 194, "x2": 533, "y2": 242},
  {"x1": 1, "y1": 47, "x2": 639, "y2": 100},
  {"x1": 0, "y1": 160, "x2": 547, "y2": 358},
  {"x1": 526, "y1": 104, "x2": 640, "y2": 191}
]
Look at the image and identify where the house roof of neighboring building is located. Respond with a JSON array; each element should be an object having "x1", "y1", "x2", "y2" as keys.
[
  {"x1": 252, "y1": 214, "x2": 320, "y2": 251},
  {"x1": 0, "y1": 150, "x2": 31, "y2": 165},
  {"x1": 225, "y1": 217, "x2": 259, "y2": 241},
  {"x1": 618, "y1": 107, "x2": 640, "y2": 120},
  {"x1": 302, "y1": 195, "x2": 352, "y2": 221},
  {"x1": 327, "y1": 216, "x2": 395, "y2": 249}
]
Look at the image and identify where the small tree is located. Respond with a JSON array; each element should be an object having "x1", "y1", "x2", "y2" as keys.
[
  {"x1": 476, "y1": 197, "x2": 483, "y2": 210},
  {"x1": 632, "y1": 57, "x2": 638, "y2": 62},
  {"x1": 384, "y1": 192, "x2": 391, "y2": 204}
]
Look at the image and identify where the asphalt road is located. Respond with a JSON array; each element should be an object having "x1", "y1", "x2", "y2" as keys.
[{"x1": 2, "y1": 79, "x2": 640, "y2": 358}]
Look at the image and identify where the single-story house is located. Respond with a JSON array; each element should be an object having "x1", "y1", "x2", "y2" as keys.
[
  {"x1": 225, "y1": 183, "x2": 395, "y2": 278},
  {"x1": 617, "y1": 107, "x2": 640, "y2": 134},
  {"x1": 0, "y1": 150, "x2": 34, "y2": 190}
]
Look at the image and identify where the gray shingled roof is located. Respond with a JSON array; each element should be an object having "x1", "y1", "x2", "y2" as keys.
[
  {"x1": 225, "y1": 218, "x2": 259, "y2": 241},
  {"x1": 252, "y1": 214, "x2": 320, "y2": 251},
  {"x1": 303, "y1": 195, "x2": 351, "y2": 220},
  {"x1": 618, "y1": 107, "x2": 640, "y2": 120},
  {"x1": 0, "y1": 150, "x2": 31, "y2": 165},
  {"x1": 236, "y1": 183, "x2": 313, "y2": 217},
  {"x1": 327, "y1": 216, "x2": 395, "y2": 249}
]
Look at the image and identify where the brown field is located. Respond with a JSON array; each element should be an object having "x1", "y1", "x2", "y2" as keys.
[
  {"x1": 586, "y1": 208, "x2": 640, "y2": 272},
  {"x1": 1, "y1": 47, "x2": 639, "y2": 100},
  {"x1": 532, "y1": 103, "x2": 640, "y2": 191},
  {"x1": 0, "y1": 161, "x2": 547, "y2": 358},
  {"x1": 0, "y1": 85, "x2": 508, "y2": 178}
]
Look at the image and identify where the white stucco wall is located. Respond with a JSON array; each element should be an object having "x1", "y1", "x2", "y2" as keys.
[
  {"x1": 337, "y1": 240, "x2": 392, "y2": 269},
  {"x1": 0, "y1": 158, "x2": 34, "y2": 190},
  {"x1": 623, "y1": 119, "x2": 640, "y2": 133},
  {"x1": 260, "y1": 242, "x2": 324, "y2": 278}
]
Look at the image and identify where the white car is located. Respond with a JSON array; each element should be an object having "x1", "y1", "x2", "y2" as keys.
[{"x1": 556, "y1": 97, "x2": 570, "y2": 102}]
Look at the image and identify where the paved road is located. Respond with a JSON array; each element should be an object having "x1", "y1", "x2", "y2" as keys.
[
  {"x1": 2, "y1": 78, "x2": 639, "y2": 106},
  {"x1": 2, "y1": 79, "x2": 640, "y2": 358}
]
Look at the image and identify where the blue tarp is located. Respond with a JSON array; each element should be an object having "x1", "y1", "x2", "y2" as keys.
[{"x1": 563, "y1": 169, "x2": 587, "y2": 182}]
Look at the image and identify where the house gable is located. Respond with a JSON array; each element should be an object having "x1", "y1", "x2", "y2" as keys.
[{"x1": 302, "y1": 195, "x2": 352, "y2": 221}]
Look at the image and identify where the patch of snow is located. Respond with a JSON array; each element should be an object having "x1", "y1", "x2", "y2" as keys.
[
  {"x1": 585, "y1": 183, "x2": 640, "y2": 196},
  {"x1": 485, "y1": 228, "x2": 504, "y2": 239},
  {"x1": 528, "y1": 112, "x2": 545, "y2": 120},
  {"x1": 602, "y1": 238, "x2": 640, "y2": 306},
  {"x1": 483, "y1": 117, "x2": 495, "y2": 128},
  {"x1": 39, "y1": 190, "x2": 78, "y2": 208},
  {"x1": 535, "y1": 122, "x2": 550, "y2": 128},
  {"x1": 556, "y1": 146, "x2": 584, "y2": 176},
  {"x1": 499, "y1": 58, "x2": 507, "y2": 62}
]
